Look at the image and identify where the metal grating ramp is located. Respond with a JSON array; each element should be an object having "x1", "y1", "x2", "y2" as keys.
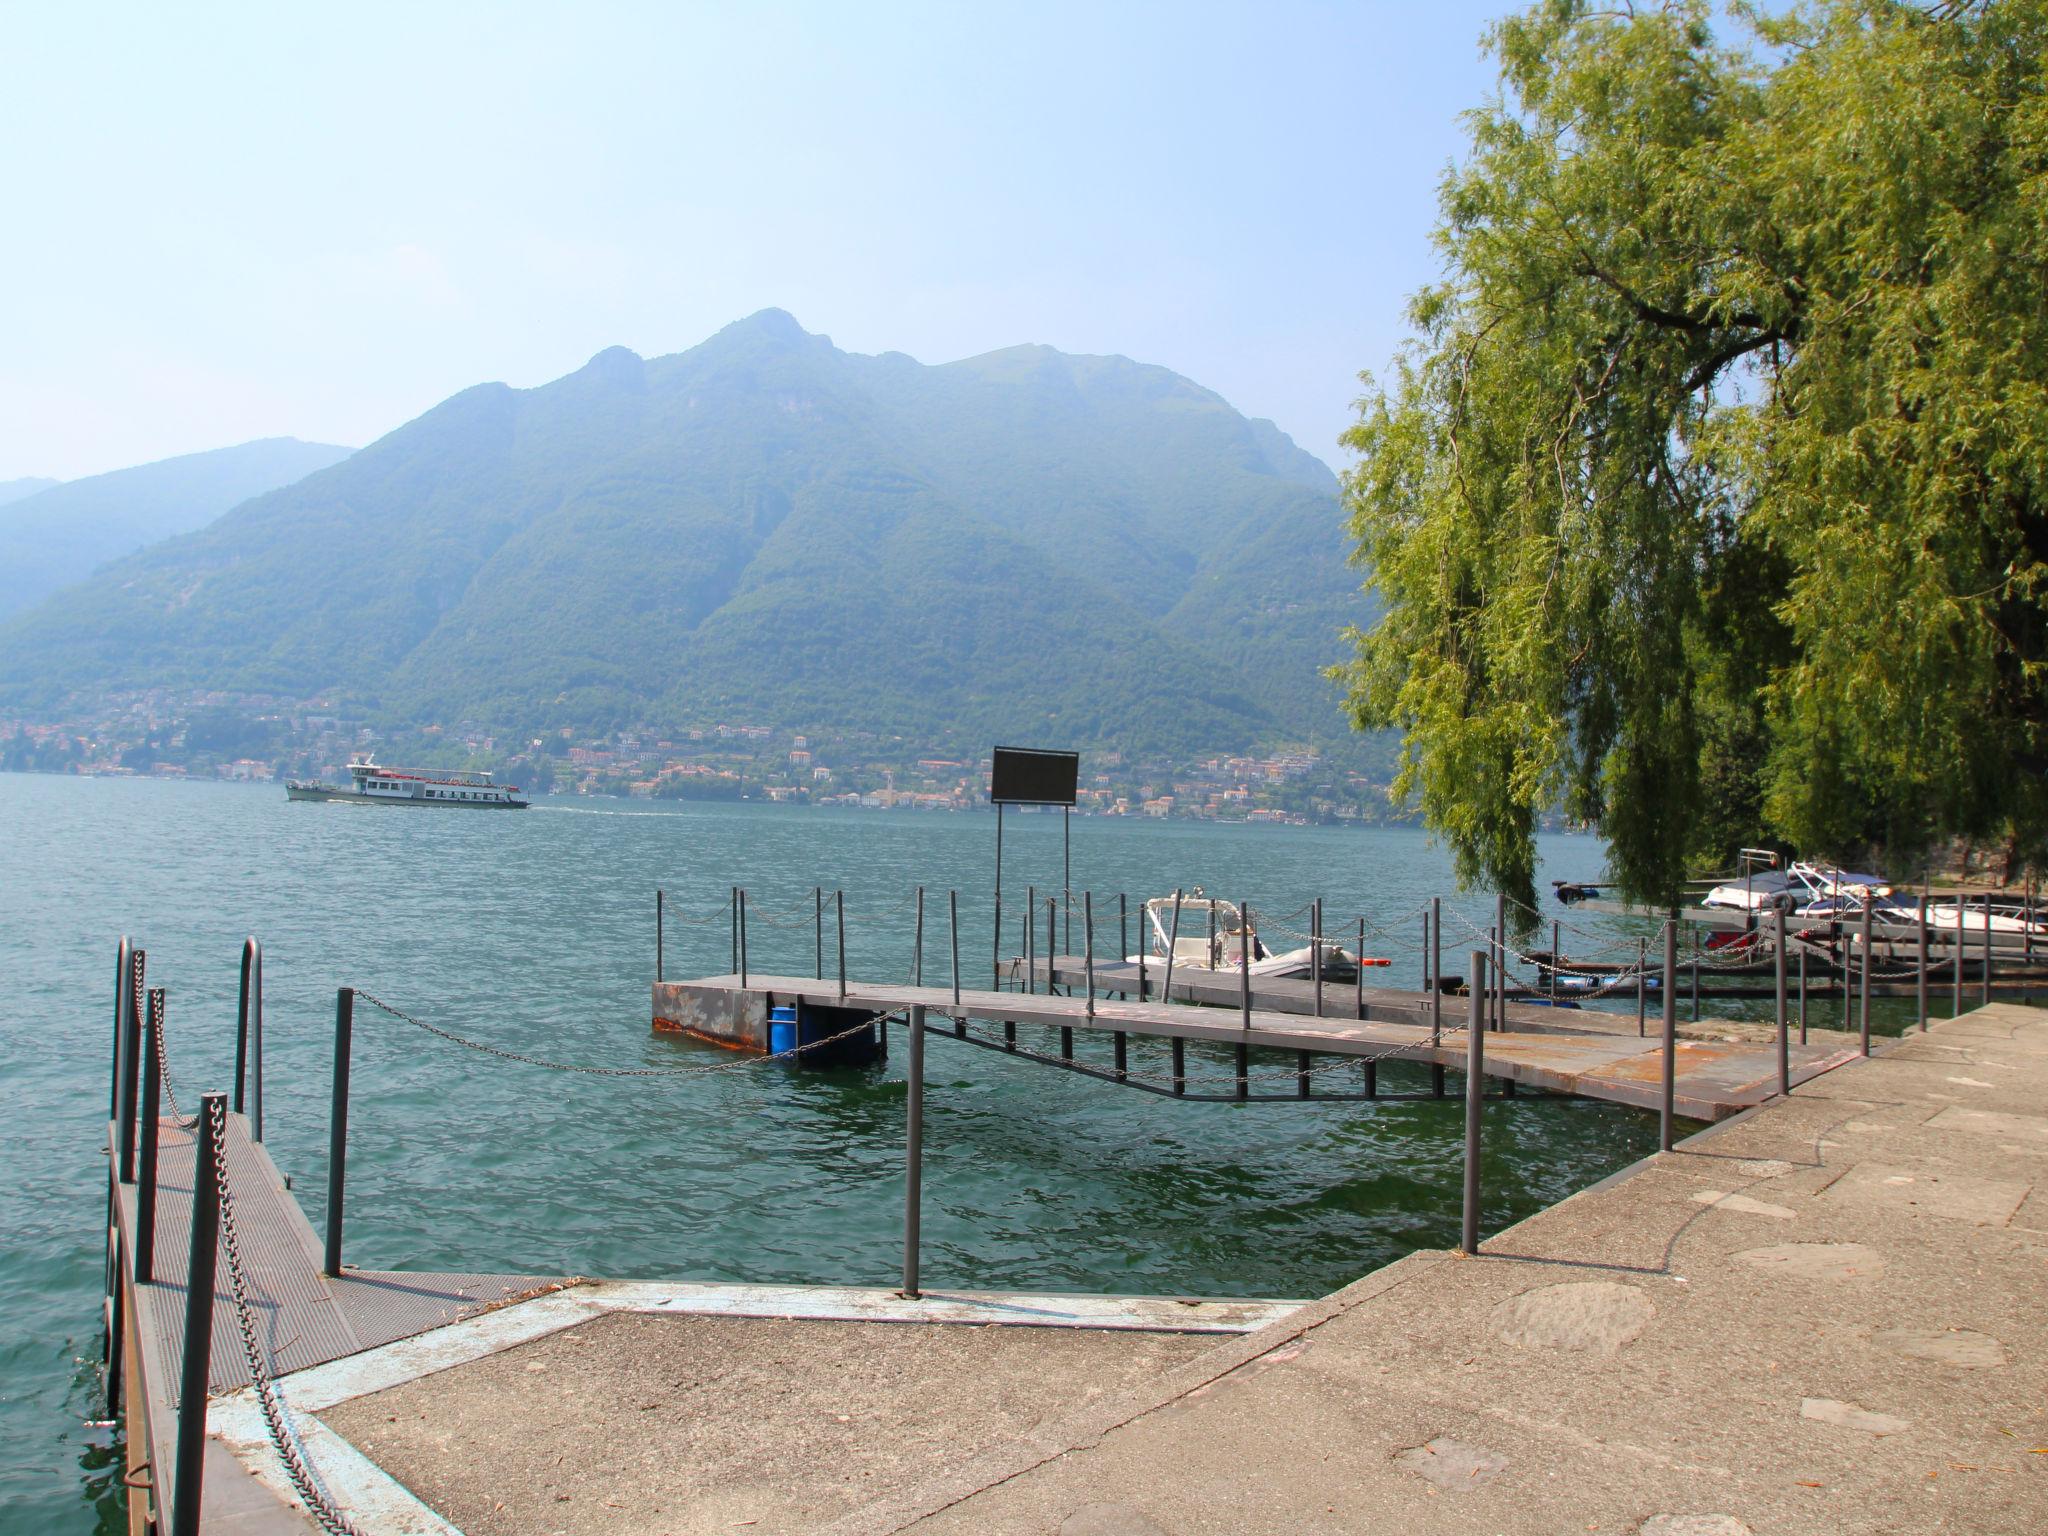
[{"x1": 139, "y1": 1112, "x2": 560, "y2": 1404}]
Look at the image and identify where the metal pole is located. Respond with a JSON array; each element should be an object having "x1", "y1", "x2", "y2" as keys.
[
  {"x1": 1430, "y1": 899, "x2": 1445, "y2": 1097},
  {"x1": 992, "y1": 804, "x2": 1004, "y2": 988},
  {"x1": 235, "y1": 939, "x2": 254, "y2": 1113},
  {"x1": 1172, "y1": 1036, "x2": 1186, "y2": 1095},
  {"x1": 1163, "y1": 891, "x2": 1183, "y2": 1003},
  {"x1": 1551, "y1": 920, "x2": 1561, "y2": 1000},
  {"x1": 118, "y1": 948, "x2": 144, "y2": 1184},
  {"x1": 1859, "y1": 895, "x2": 1872, "y2": 1054},
  {"x1": 1982, "y1": 893, "x2": 1993, "y2": 1007},
  {"x1": 1312, "y1": 899, "x2": 1323, "y2": 1016},
  {"x1": 902, "y1": 1004, "x2": 925, "y2": 1299},
  {"x1": 136, "y1": 989, "x2": 164, "y2": 1283},
  {"x1": 815, "y1": 887, "x2": 824, "y2": 980},
  {"x1": 1462, "y1": 951, "x2": 1487, "y2": 1255},
  {"x1": 1661, "y1": 917, "x2": 1678, "y2": 1152},
  {"x1": 1356, "y1": 916, "x2": 1366, "y2": 1018},
  {"x1": 110, "y1": 936, "x2": 130, "y2": 1121},
  {"x1": 1798, "y1": 943, "x2": 1809, "y2": 1041},
  {"x1": 1690, "y1": 926, "x2": 1700, "y2": 1021},
  {"x1": 1063, "y1": 805, "x2": 1072, "y2": 956},
  {"x1": 836, "y1": 891, "x2": 847, "y2": 1002},
  {"x1": 1917, "y1": 894, "x2": 1929, "y2": 1031},
  {"x1": 171, "y1": 1094, "x2": 225, "y2": 1536},
  {"x1": 738, "y1": 889, "x2": 749, "y2": 988},
  {"x1": 1494, "y1": 894, "x2": 1505, "y2": 1029},
  {"x1": 1137, "y1": 897, "x2": 1148, "y2": 1001},
  {"x1": 249, "y1": 939, "x2": 264, "y2": 1142},
  {"x1": 1084, "y1": 891, "x2": 1096, "y2": 1017},
  {"x1": 1952, "y1": 896, "x2": 1963, "y2": 1017},
  {"x1": 1239, "y1": 896, "x2": 1252, "y2": 1033},
  {"x1": 1775, "y1": 908, "x2": 1788, "y2": 1098},
  {"x1": 324, "y1": 988, "x2": 353, "y2": 1275},
  {"x1": 1636, "y1": 937, "x2": 1647, "y2": 1038},
  {"x1": 913, "y1": 886, "x2": 925, "y2": 987},
  {"x1": 950, "y1": 890, "x2": 962, "y2": 1012},
  {"x1": 729, "y1": 886, "x2": 738, "y2": 973},
  {"x1": 1026, "y1": 884, "x2": 1037, "y2": 995},
  {"x1": 1119, "y1": 892, "x2": 1128, "y2": 978},
  {"x1": 1046, "y1": 897, "x2": 1058, "y2": 1005},
  {"x1": 656, "y1": 890, "x2": 664, "y2": 983}
]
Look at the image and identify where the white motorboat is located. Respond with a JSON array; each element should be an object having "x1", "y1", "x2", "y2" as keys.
[{"x1": 1126, "y1": 890, "x2": 1380, "y2": 981}]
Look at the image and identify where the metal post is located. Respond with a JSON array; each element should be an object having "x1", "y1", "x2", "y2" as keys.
[
  {"x1": 992, "y1": 804, "x2": 1004, "y2": 989},
  {"x1": 1119, "y1": 893, "x2": 1128, "y2": 978},
  {"x1": 1046, "y1": 897, "x2": 1058, "y2": 1001},
  {"x1": 1430, "y1": 899, "x2": 1445, "y2": 1096},
  {"x1": 1296, "y1": 1050, "x2": 1311, "y2": 1099},
  {"x1": 1859, "y1": 895, "x2": 1872, "y2": 1054},
  {"x1": 1690, "y1": 927, "x2": 1700, "y2": 1021},
  {"x1": 1551, "y1": 920, "x2": 1561, "y2": 1000},
  {"x1": 1312, "y1": 898, "x2": 1323, "y2": 1016},
  {"x1": 1494, "y1": 894, "x2": 1505, "y2": 1029},
  {"x1": 950, "y1": 890, "x2": 962, "y2": 1012},
  {"x1": 136, "y1": 989, "x2": 164, "y2": 1283},
  {"x1": 110, "y1": 936, "x2": 130, "y2": 1121},
  {"x1": 1982, "y1": 893, "x2": 1993, "y2": 1007},
  {"x1": 656, "y1": 890, "x2": 664, "y2": 983},
  {"x1": 118, "y1": 948, "x2": 144, "y2": 1183},
  {"x1": 1661, "y1": 917, "x2": 1678, "y2": 1152},
  {"x1": 1235, "y1": 1039, "x2": 1250, "y2": 1100},
  {"x1": 1171, "y1": 1036, "x2": 1186, "y2": 1096},
  {"x1": 913, "y1": 886, "x2": 925, "y2": 987},
  {"x1": 1952, "y1": 897, "x2": 1963, "y2": 1017},
  {"x1": 249, "y1": 939, "x2": 263, "y2": 1142},
  {"x1": 1084, "y1": 891, "x2": 1096, "y2": 1016},
  {"x1": 324, "y1": 988, "x2": 353, "y2": 1275},
  {"x1": 1798, "y1": 943, "x2": 1809, "y2": 1041},
  {"x1": 729, "y1": 887, "x2": 738, "y2": 973},
  {"x1": 902, "y1": 1004, "x2": 925, "y2": 1299},
  {"x1": 815, "y1": 887, "x2": 824, "y2": 980},
  {"x1": 738, "y1": 889, "x2": 749, "y2": 988},
  {"x1": 1775, "y1": 908, "x2": 1789, "y2": 1098},
  {"x1": 171, "y1": 1094, "x2": 225, "y2": 1536},
  {"x1": 1162, "y1": 891, "x2": 1183, "y2": 1004},
  {"x1": 1063, "y1": 806, "x2": 1072, "y2": 956},
  {"x1": 1115, "y1": 1031, "x2": 1128, "y2": 1080},
  {"x1": 1208, "y1": 900, "x2": 1218, "y2": 971},
  {"x1": 1239, "y1": 896, "x2": 1252, "y2": 1033},
  {"x1": 836, "y1": 891, "x2": 847, "y2": 1002},
  {"x1": 1462, "y1": 951, "x2": 1487, "y2": 1255},
  {"x1": 1137, "y1": 899, "x2": 1149, "y2": 1001},
  {"x1": 1917, "y1": 894, "x2": 1929, "y2": 1031},
  {"x1": 1636, "y1": 936, "x2": 1647, "y2": 1038},
  {"x1": 1025, "y1": 884, "x2": 1036, "y2": 994},
  {"x1": 235, "y1": 939, "x2": 253, "y2": 1113},
  {"x1": 1356, "y1": 917, "x2": 1366, "y2": 1018}
]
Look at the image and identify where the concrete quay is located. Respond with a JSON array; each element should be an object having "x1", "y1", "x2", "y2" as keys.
[
  {"x1": 822, "y1": 1003, "x2": 2048, "y2": 1536},
  {"x1": 160, "y1": 1005, "x2": 2044, "y2": 1534}
]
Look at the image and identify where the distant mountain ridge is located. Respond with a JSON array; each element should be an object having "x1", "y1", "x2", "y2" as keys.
[
  {"x1": 0, "y1": 439, "x2": 353, "y2": 621},
  {"x1": 0, "y1": 477, "x2": 61, "y2": 507},
  {"x1": 0, "y1": 314, "x2": 1364, "y2": 757}
]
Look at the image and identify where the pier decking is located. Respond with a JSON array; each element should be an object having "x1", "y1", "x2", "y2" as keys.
[{"x1": 655, "y1": 971, "x2": 1861, "y2": 1120}]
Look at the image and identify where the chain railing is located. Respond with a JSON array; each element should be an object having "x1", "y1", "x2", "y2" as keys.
[
  {"x1": 353, "y1": 990, "x2": 891, "y2": 1076},
  {"x1": 208, "y1": 1096, "x2": 367, "y2": 1536}
]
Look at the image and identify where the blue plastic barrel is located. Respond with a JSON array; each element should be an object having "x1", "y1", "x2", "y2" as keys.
[{"x1": 768, "y1": 1005, "x2": 798, "y2": 1055}]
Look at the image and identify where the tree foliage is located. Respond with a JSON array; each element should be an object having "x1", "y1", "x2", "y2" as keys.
[{"x1": 1337, "y1": 0, "x2": 2048, "y2": 908}]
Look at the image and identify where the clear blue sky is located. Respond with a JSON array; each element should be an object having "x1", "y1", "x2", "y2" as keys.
[{"x1": 2, "y1": 1, "x2": 1508, "y2": 481}]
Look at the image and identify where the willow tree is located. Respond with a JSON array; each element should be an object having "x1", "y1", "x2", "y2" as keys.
[{"x1": 1338, "y1": 0, "x2": 2047, "y2": 909}]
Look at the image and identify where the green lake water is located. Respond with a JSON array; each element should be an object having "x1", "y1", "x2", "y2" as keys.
[{"x1": 0, "y1": 773, "x2": 1932, "y2": 1532}]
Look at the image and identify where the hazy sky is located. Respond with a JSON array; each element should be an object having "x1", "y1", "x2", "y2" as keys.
[{"x1": 3, "y1": 1, "x2": 1507, "y2": 482}]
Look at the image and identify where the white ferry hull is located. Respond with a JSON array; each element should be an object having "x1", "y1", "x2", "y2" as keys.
[{"x1": 285, "y1": 783, "x2": 529, "y2": 809}]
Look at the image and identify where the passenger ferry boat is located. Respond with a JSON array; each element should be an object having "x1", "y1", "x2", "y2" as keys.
[{"x1": 286, "y1": 755, "x2": 528, "y2": 809}]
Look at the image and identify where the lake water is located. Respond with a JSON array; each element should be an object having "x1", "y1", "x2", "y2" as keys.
[{"x1": 1, "y1": 772, "x2": 1714, "y2": 1531}]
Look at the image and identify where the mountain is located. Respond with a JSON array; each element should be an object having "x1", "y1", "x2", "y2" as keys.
[
  {"x1": 0, "y1": 314, "x2": 1365, "y2": 758},
  {"x1": 0, "y1": 439, "x2": 354, "y2": 621},
  {"x1": 0, "y1": 477, "x2": 60, "y2": 507}
]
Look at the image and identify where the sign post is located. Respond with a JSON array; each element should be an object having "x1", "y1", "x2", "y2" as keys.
[{"x1": 987, "y1": 746, "x2": 1080, "y2": 991}]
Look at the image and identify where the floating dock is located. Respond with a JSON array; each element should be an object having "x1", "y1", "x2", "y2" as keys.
[{"x1": 654, "y1": 970, "x2": 1861, "y2": 1120}]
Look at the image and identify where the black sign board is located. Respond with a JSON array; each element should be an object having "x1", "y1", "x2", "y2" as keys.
[{"x1": 989, "y1": 746, "x2": 1079, "y2": 806}]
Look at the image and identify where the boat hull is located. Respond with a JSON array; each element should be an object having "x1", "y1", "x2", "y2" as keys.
[{"x1": 285, "y1": 784, "x2": 528, "y2": 809}]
